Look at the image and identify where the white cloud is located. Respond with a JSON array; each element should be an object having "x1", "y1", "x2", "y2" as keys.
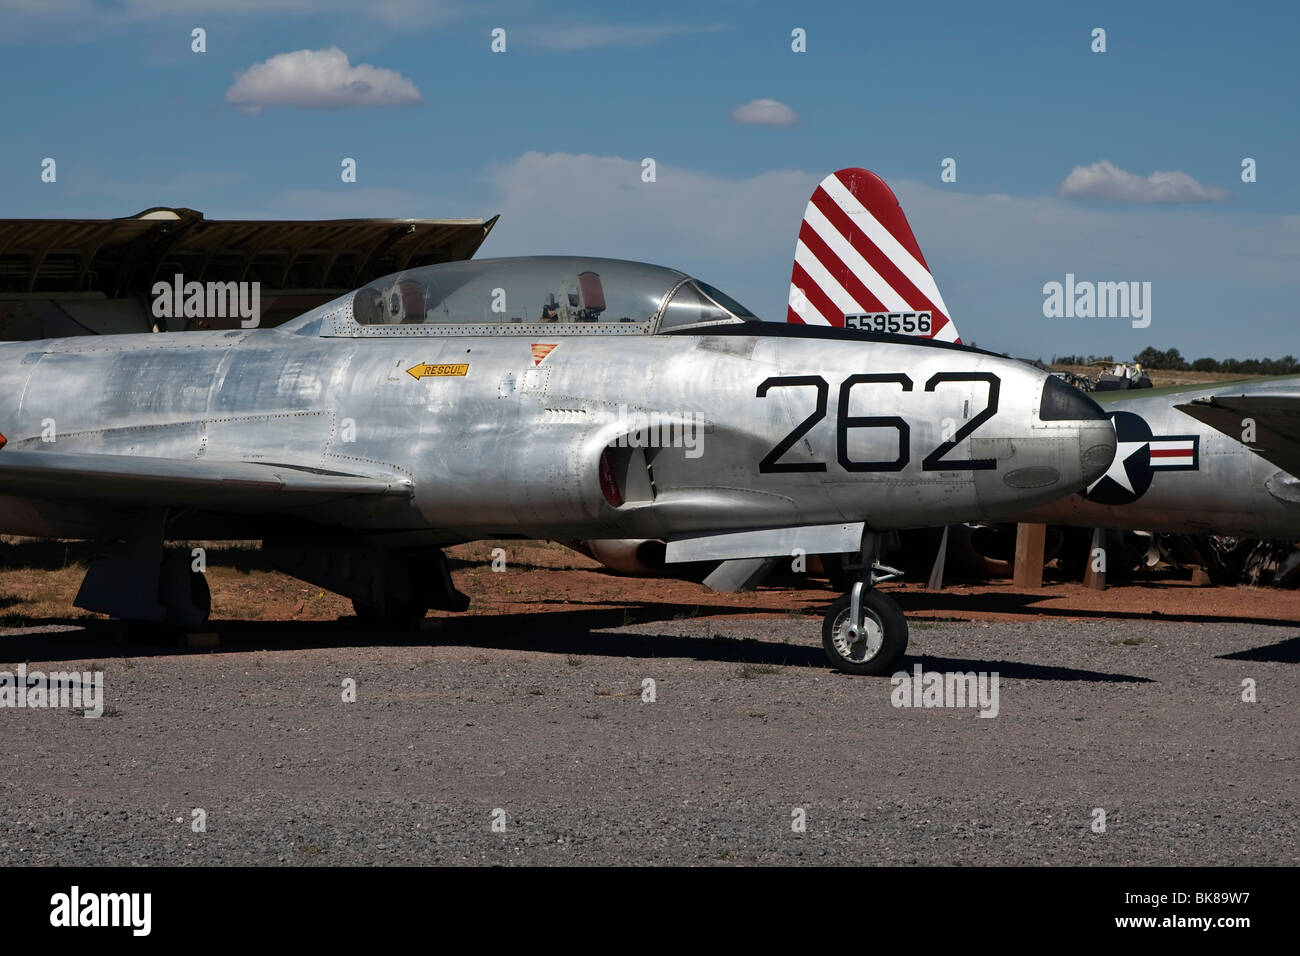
[
  {"x1": 1057, "y1": 159, "x2": 1229, "y2": 203},
  {"x1": 527, "y1": 22, "x2": 725, "y2": 51},
  {"x1": 481, "y1": 151, "x2": 814, "y2": 261},
  {"x1": 224, "y1": 47, "x2": 422, "y2": 112},
  {"x1": 731, "y1": 98, "x2": 798, "y2": 126}
]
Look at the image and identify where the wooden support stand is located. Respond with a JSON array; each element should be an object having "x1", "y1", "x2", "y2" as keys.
[
  {"x1": 1013, "y1": 522, "x2": 1046, "y2": 590},
  {"x1": 1083, "y1": 527, "x2": 1107, "y2": 590}
]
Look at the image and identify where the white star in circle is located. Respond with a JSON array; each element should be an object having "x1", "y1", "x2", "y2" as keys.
[{"x1": 1087, "y1": 440, "x2": 1149, "y2": 494}]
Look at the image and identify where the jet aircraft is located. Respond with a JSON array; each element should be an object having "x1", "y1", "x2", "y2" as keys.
[
  {"x1": 0, "y1": 170, "x2": 1116, "y2": 674},
  {"x1": 1015, "y1": 380, "x2": 1300, "y2": 538}
]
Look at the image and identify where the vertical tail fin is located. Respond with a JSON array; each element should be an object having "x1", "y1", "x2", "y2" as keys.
[{"x1": 788, "y1": 168, "x2": 960, "y2": 343}]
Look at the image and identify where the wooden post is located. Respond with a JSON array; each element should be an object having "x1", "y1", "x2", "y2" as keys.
[
  {"x1": 1083, "y1": 527, "x2": 1107, "y2": 590},
  {"x1": 926, "y1": 525, "x2": 950, "y2": 591},
  {"x1": 1013, "y1": 522, "x2": 1046, "y2": 589}
]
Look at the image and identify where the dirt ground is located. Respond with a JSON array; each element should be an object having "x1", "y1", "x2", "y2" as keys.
[{"x1": 4, "y1": 537, "x2": 1299, "y2": 632}]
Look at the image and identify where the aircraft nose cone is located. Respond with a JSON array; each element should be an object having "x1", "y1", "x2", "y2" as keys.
[
  {"x1": 994, "y1": 373, "x2": 1115, "y2": 506},
  {"x1": 1038, "y1": 376, "x2": 1116, "y2": 487},
  {"x1": 1039, "y1": 374, "x2": 1108, "y2": 423}
]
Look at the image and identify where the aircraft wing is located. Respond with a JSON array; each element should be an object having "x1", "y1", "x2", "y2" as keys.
[
  {"x1": 1177, "y1": 389, "x2": 1300, "y2": 478},
  {"x1": 0, "y1": 448, "x2": 413, "y2": 511}
]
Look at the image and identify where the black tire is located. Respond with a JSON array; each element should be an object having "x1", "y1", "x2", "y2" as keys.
[
  {"x1": 351, "y1": 553, "x2": 432, "y2": 628},
  {"x1": 157, "y1": 561, "x2": 212, "y2": 630},
  {"x1": 819, "y1": 553, "x2": 854, "y2": 592},
  {"x1": 190, "y1": 570, "x2": 212, "y2": 626},
  {"x1": 351, "y1": 593, "x2": 428, "y2": 629},
  {"x1": 821, "y1": 589, "x2": 908, "y2": 675}
]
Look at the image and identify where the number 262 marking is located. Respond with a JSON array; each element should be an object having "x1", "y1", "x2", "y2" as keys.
[{"x1": 756, "y1": 372, "x2": 1000, "y2": 473}]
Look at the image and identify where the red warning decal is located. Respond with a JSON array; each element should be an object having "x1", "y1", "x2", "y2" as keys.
[{"x1": 598, "y1": 449, "x2": 623, "y2": 507}]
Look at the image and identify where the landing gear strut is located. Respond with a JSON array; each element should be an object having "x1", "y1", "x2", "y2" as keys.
[
  {"x1": 821, "y1": 533, "x2": 908, "y2": 675},
  {"x1": 262, "y1": 543, "x2": 468, "y2": 630},
  {"x1": 74, "y1": 511, "x2": 212, "y2": 630},
  {"x1": 348, "y1": 551, "x2": 467, "y2": 629}
]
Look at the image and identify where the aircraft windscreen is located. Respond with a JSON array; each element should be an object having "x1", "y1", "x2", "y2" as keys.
[
  {"x1": 349, "y1": 257, "x2": 685, "y2": 327},
  {"x1": 658, "y1": 279, "x2": 758, "y2": 330},
  {"x1": 693, "y1": 280, "x2": 758, "y2": 319}
]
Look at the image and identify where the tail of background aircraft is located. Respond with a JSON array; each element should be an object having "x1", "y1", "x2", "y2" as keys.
[{"x1": 788, "y1": 168, "x2": 961, "y2": 344}]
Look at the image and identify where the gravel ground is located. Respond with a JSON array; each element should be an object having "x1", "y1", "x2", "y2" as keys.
[{"x1": 1, "y1": 613, "x2": 1296, "y2": 865}]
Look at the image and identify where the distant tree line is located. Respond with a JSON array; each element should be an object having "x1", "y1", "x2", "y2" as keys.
[
  {"x1": 1051, "y1": 349, "x2": 1297, "y2": 375},
  {"x1": 1131, "y1": 347, "x2": 1299, "y2": 375}
]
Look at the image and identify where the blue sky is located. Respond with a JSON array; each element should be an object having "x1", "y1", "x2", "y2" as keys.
[{"x1": 1, "y1": 0, "x2": 1296, "y2": 361}]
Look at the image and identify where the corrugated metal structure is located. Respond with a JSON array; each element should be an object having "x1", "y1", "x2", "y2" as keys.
[{"x1": 0, "y1": 208, "x2": 498, "y2": 338}]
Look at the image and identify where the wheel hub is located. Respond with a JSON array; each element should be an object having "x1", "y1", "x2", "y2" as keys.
[{"x1": 833, "y1": 609, "x2": 883, "y2": 663}]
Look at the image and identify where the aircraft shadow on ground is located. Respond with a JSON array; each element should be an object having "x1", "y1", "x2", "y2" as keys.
[
  {"x1": 892, "y1": 590, "x2": 1296, "y2": 628},
  {"x1": 902, "y1": 655, "x2": 1150, "y2": 683},
  {"x1": 0, "y1": 603, "x2": 798, "y2": 663},
  {"x1": 1217, "y1": 635, "x2": 1300, "y2": 663},
  {"x1": 0, "y1": 603, "x2": 1149, "y2": 683}
]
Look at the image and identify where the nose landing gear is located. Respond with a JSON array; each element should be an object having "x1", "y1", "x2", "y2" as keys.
[{"x1": 821, "y1": 534, "x2": 908, "y2": 675}]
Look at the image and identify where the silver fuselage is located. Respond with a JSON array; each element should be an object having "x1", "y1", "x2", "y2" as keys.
[{"x1": 0, "y1": 323, "x2": 1115, "y2": 545}]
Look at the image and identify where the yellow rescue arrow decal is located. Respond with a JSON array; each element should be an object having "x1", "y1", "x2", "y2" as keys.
[{"x1": 406, "y1": 363, "x2": 469, "y2": 380}]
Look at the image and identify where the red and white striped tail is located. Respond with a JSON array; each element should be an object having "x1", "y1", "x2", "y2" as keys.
[{"x1": 788, "y1": 168, "x2": 961, "y2": 344}]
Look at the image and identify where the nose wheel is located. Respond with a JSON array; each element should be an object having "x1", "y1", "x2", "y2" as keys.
[
  {"x1": 821, "y1": 535, "x2": 908, "y2": 674},
  {"x1": 822, "y1": 586, "x2": 908, "y2": 674}
]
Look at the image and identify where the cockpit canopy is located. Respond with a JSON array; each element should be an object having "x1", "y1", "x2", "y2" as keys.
[{"x1": 283, "y1": 256, "x2": 757, "y2": 336}]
